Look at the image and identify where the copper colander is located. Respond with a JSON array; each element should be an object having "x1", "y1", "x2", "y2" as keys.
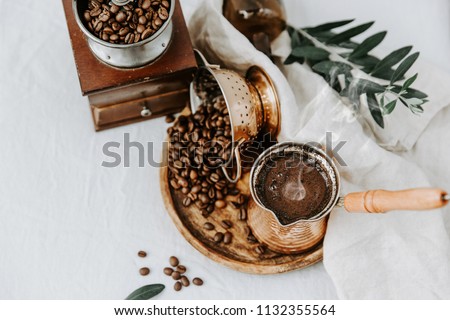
[{"x1": 191, "y1": 49, "x2": 281, "y2": 183}]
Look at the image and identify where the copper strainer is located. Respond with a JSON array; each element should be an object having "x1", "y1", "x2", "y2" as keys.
[{"x1": 191, "y1": 49, "x2": 281, "y2": 183}]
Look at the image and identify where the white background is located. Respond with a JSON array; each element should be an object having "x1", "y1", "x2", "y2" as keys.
[{"x1": 0, "y1": 0, "x2": 449, "y2": 299}]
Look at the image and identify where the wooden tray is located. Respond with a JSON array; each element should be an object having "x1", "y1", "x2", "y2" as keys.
[{"x1": 160, "y1": 165, "x2": 323, "y2": 274}]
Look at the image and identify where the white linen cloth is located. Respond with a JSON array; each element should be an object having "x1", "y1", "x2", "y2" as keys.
[
  {"x1": 0, "y1": 0, "x2": 449, "y2": 300},
  {"x1": 188, "y1": 0, "x2": 450, "y2": 298}
]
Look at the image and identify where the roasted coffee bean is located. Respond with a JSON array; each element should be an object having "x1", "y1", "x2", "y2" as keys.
[
  {"x1": 206, "y1": 204, "x2": 215, "y2": 214},
  {"x1": 169, "y1": 256, "x2": 179, "y2": 267},
  {"x1": 174, "y1": 281, "x2": 182, "y2": 291},
  {"x1": 182, "y1": 197, "x2": 192, "y2": 207},
  {"x1": 110, "y1": 4, "x2": 120, "y2": 14},
  {"x1": 116, "y1": 11, "x2": 126, "y2": 22},
  {"x1": 138, "y1": 251, "x2": 147, "y2": 258},
  {"x1": 142, "y1": 28, "x2": 153, "y2": 40},
  {"x1": 199, "y1": 193, "x2": 210, "y2": 204},
  {"x1": 221, "y1": 220, "x2": 232, "y2": 229},
  {"x1": 158, "y1": 7, "x2": 169, "y2": 20},
  {"x1": 191, "y1": 185, "x2": 202, "y2": 194},
  {"x1": 193, "y1": 277, "x2": 203, "y2": 286},
  {"x1": 230, "y1": 201, "x2": 240, "y2": 209},
  {"x1": 142, "y1": 0, "x2": 151, "y2": 9},
  {"x1": 238, "y1": 194, "x2": 247, "y2": 205},
  {"x1": 203, "y1": 222, "x2": 215, "y2": 231},
  {"x1": 138, "y1": 15, "x2": 148, "y2": 25},
  {"x1": 172, "y1": 271, "x2": 181, "y2": 280},
  {"x1": 165, "y1": 114, "x2": 175, "y2": 123},
  {"x1": 118, "y1": 27, "x2": 130, "y2": 37},
  {"x1": 180, "y1": 276, "x2": 190, "y2": 287},
  {"x1": 214, "y1": 232, "x2": 224, "y2": 243},
  {"x1": 136, "y1": 24, "x2": 145, "y2": 34},
  {"x1": 176, "y1": 265, "x2": 187, "y2": 274},
  {"x1": 215, "y1": 200, "x2": 227, "y2": 209},
  {"x1": 181, "y1": 187, "x2": 189, "y2": 195},
  {"x1": 239, "y1": 207, "x2": 247, "y2": 221},
  {"x1": 84, "y1": 11, "x2": 92, "y2": 22},
  {"x1": 170, "y1": 179, "x2": 180, "y2": 190},
  {"x1": 139, "y1": 267, "x2": 150, "y2": 276},
  {"x1": 255, "y1": 245, "x2": 265, "y2": 255},
  {"x1": 210, "y1": 173, "x2": 220, "y2": 183},
  {"x1": 162, "y1": 0, "x2": 170, "y2": 8},
  {"x1": 201, "y1": 209, "x2": 210, "y2": 218},
  {"x1": 163, "y1": 267, "x2": 174, "y2": 276},
  {"x1": 223, "y1": 232, "x2": 232, "y2": 244}
]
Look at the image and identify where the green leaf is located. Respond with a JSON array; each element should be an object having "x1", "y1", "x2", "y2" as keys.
[
  {"x1": 383, "y1": 99, "x2": 397, "y2": 115},
  {"x1": 312, "y1": 61, "x2": 353, "y2": 77},
  {"x1": 350, "y1": 31, "x2": 387, "y2": 59},
  {"x1": 391, "y1": 86, "x2": 428, "y2": 99},
  {"x1": 291, "y1": 30, "x2": 302, "y2": 48},
  {"x1": 306, "y1": 19, "x2": 355, "y2": 33},
  {"x1": 126, "y1": 284, "x2": 165, "y2": 300},
  {"x1": 326, "y1": 22, "x2": 375, "y2": 45},
  {"x1": 390, "y1": 52, "x2": 420, "y2": 84},
  {"x1": 371, "y1": 46, "x2": 412, "y2": 75},
  {"x1": 284, "y1": 54, "x2": 304, "y2": 65},
  {"x1": 367, "y1": 94, "x2": 384, "y2": 128},
  {"x1": 401, "y1": 73, "x2": 418, "y2": 91},
  {"x1": 372, "y1": 68, "x2": 396, "y2": 81},
  {"x1": 350, "y1": 78, "x2": 386, "y2": 95},
  {"x1": 291, "y1": 46, "x2": 330, "y2": 60},
  {"x1": 349, "y1": 55, "x2": 380, "y2": 68}
]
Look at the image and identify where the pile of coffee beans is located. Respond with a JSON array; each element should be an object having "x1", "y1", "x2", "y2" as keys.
[
  {"x1": 83, "y1": 0, "x2": 171, "y2": 44},
  {"x1": 167, "y1": 94, "x2": 238, "y2": 215},
  {"x1": 164, "y1": 256, "x2": 203, "y2": 291}
]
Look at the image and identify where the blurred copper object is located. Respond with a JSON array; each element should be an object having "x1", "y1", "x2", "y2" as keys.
[{"x1": 223, "y1": 0, "x2": 286, "y2": 55}]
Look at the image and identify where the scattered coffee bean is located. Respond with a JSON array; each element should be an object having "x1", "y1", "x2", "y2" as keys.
[
  {"x1": 238, "y1": 194, "x2": 247, "y2": 205},
  {"x1": 223, "y1": 232, "x2": 232, "y2": 244},
  {"x1": 138, "y1": 251, "x2": 147, "y2": 258},
  {"x1": 176, "y1": 265, "x2": 187, "y2": 274},
  {"x1": 239, "y1": 207, "x2": 247, "y2": 221},
  {"x1": 169, "y1": 256, "x2": 179, "y2": 267},
  {"x1": 165, "y1": 115, "x2": 175, "y2": 123},
  {"x1": 180, "y1": 276, "x2": 190, "y2": 287},
  {"x1": 82, "y1": 0, "x2": 171, "y2": 45},
  {"x1": 164, "y1": 267, "x2": 174, "y2": 276},
  {"x1": 215, "y1": 200, "x2": 227, "y2": 209},
  {"x1": 220, "y1": 220, "x2": 232, "y2": 229},
  {"x1": 230, "y1": 201, "x2": 241, "y2": 209},
  {"x1": 203, "y1": 222, "x2": 215, "y2": 231},
  {"x1": 174, "y1": 281, "x2": 182, "y2": 291},
  {"x1": 172, "y1": 271, "x2": 181, "y2": 280},
  {"x1": 182, "y1": 197, "x2": 192, "y2": 207},
  {"x1": 193, "y1": 278, "x2": 204, "y2": 286},
  {"x1": 214, "y1": 232, "x2": 224, "y2": 243},
  {"x1": 139, "y1": 267, "x2": 150, "y2": 276}
]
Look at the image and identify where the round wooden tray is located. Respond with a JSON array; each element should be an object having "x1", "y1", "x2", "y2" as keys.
[{"x1": 160, "y1": 165, "x2": 323, "y2": 274}]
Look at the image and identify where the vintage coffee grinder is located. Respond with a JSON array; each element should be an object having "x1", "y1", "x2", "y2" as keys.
[{"x1": 63, "y1": 0, "x2": 197, "y2": 131}]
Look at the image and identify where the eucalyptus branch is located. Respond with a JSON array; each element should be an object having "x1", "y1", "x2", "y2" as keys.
[{"x1": 284, "y1": 20, "x2": 429, "y2": 128}]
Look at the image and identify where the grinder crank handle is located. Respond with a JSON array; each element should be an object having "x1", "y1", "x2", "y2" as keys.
[{"x1": 341, "y1": 188, "x2": 449, "y2": 213}]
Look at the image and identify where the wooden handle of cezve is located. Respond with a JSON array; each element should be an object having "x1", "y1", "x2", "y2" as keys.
[{"x1": 343, "y1": 188, "x2": 449, "y2": 213}]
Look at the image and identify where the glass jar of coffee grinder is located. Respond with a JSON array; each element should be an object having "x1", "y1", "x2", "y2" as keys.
[{"x1": 223, "y1": 0, "x2": 287, "y2": 57}]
